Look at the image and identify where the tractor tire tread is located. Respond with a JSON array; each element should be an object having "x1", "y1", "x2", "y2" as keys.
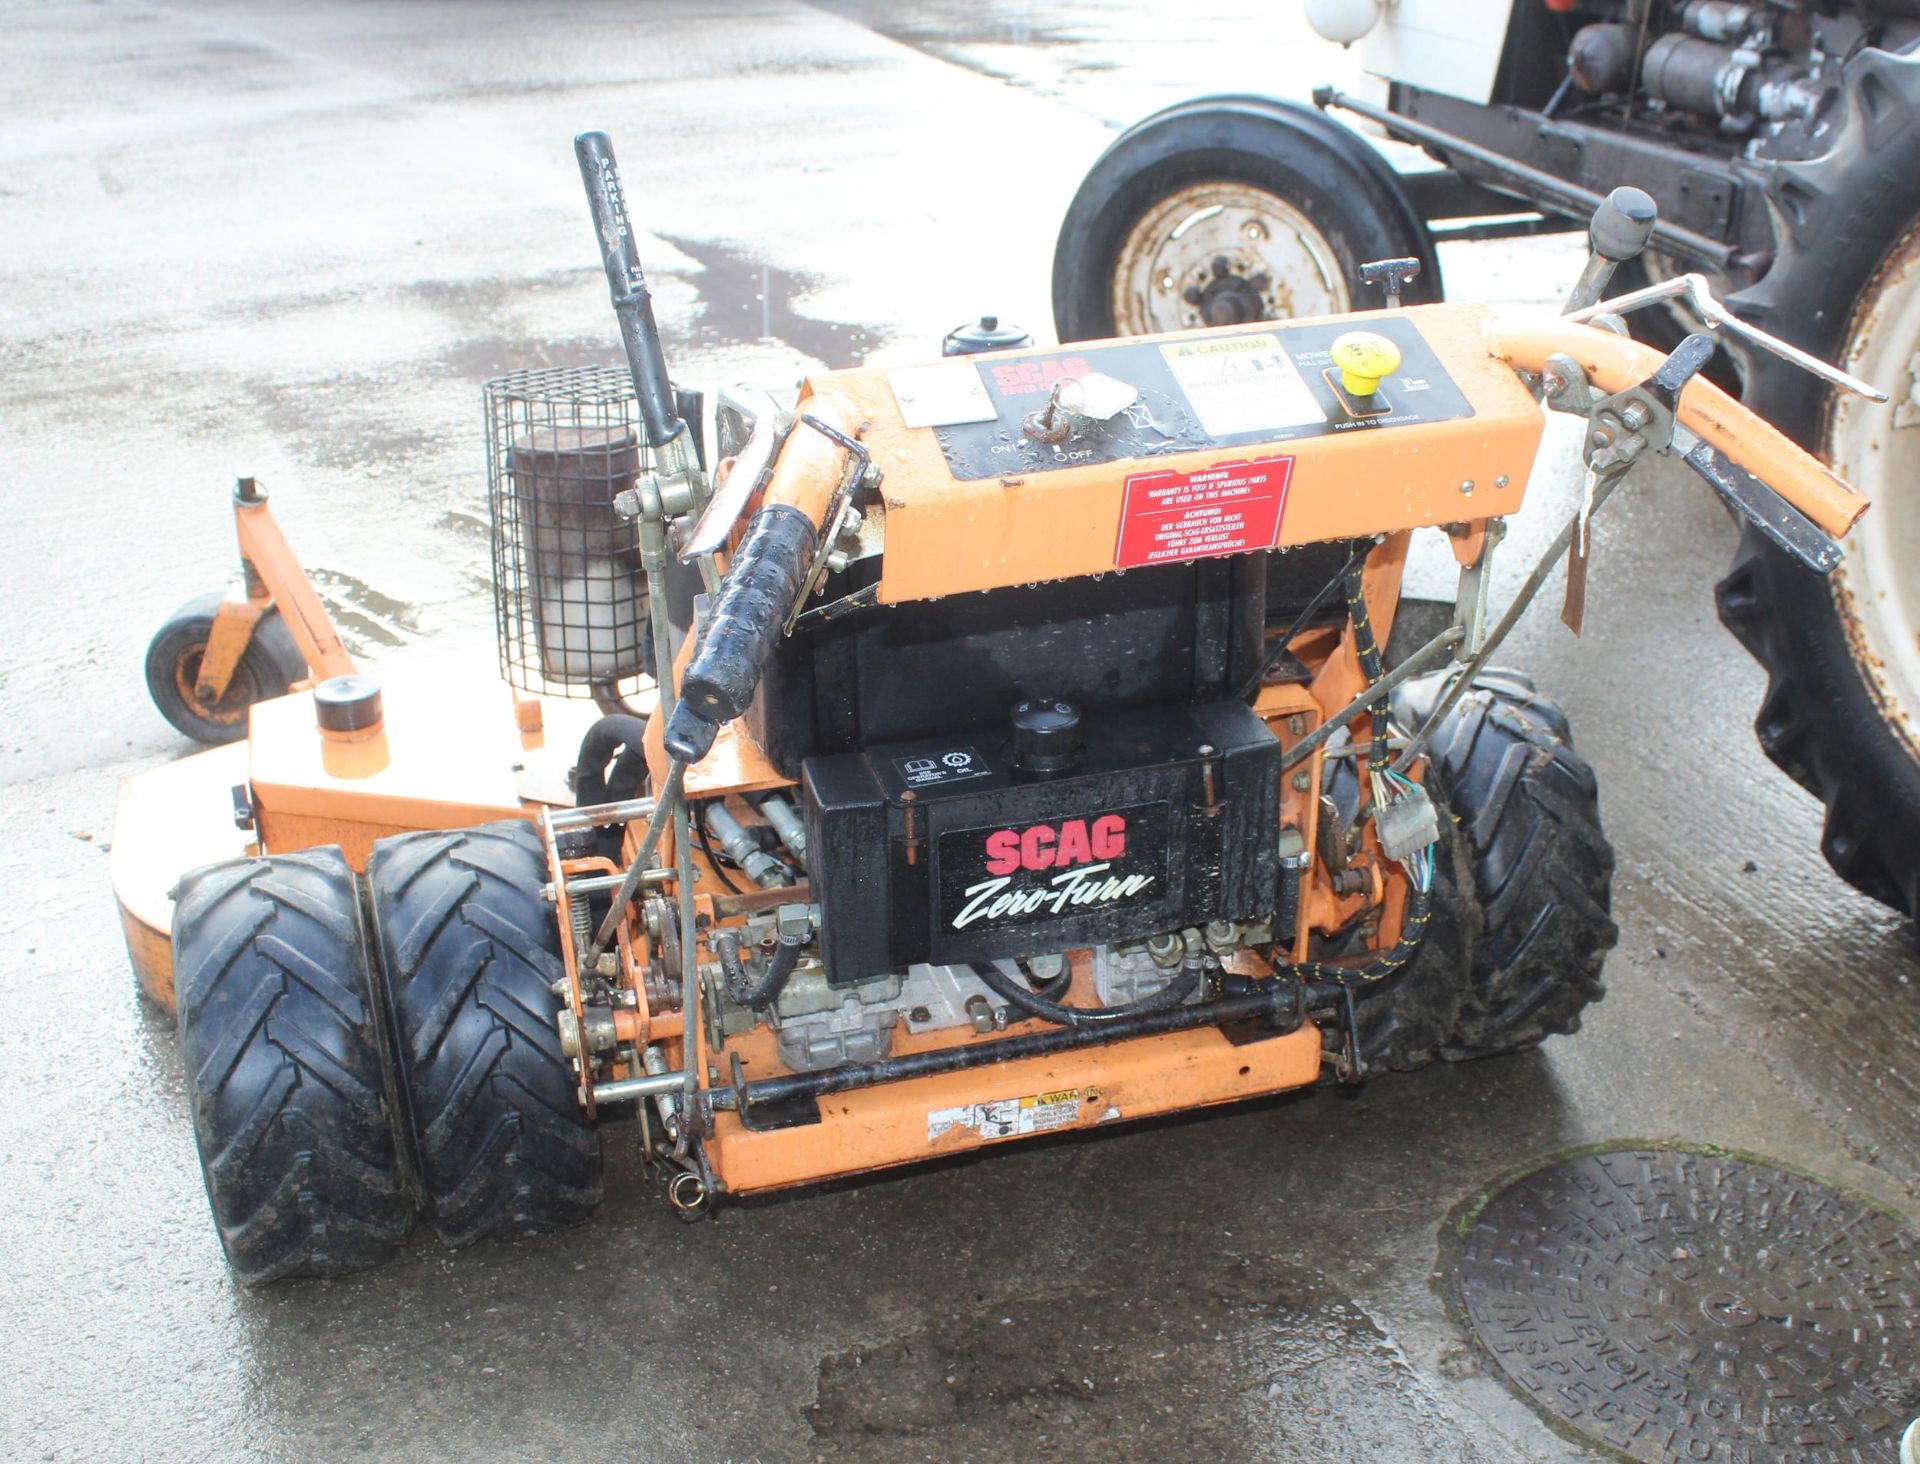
[
  {"x1": 173, "y1": 845, "x2": 410, "y2": 1285},
  {"x1": 1363, "y1": 673, "x2": 1617, "y2": 1072},
  {"x1": 368, "y1": 820, "x2": 602, "y2": 1248}
]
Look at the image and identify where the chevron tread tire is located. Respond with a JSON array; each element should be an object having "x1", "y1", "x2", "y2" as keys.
[
  {"x1": 367, "y1": 820, "x2": 602, "y2": 1247},
  {"x1": 172, "y1": 846, "x2": 411, "y2": 1284},
  {"x1": 1361, "y1": 671, "x2": 1618, "y2": 1072}
]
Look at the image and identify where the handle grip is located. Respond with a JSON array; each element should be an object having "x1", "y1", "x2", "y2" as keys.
[
  {"x1": 574, "y1": 129, "x2": 686, "y2": 450},
  {"x1": 662, "y1": 503, "x2": 818, "y2": 763}
]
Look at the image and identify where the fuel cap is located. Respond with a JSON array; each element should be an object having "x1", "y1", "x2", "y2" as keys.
[
  {"x1": 314, "y1": 674, "x2": 384, "y2": 737},
  {"x1": 942, "y1": 315, "x2": 1034, "y2": 357},
  {"x1": 1010, "y1": 698, "x2": 1083, "y2": 775}
]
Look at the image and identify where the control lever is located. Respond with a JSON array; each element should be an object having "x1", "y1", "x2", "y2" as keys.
[
  {"x1": 1568, "y1": 271, "x2": 1888, "y2": 404},
  {"x1": 1564, "y1": 186, "x2": 1658, "y2": 315},
  {"x1": 1681, "y1": 439, "x2": 1844, "y2": 574},
  {"x1": 575, "y1": 130, "x2": 693, "y2": 461},
  {"x1": 1563, "y1": 332, "x2": 1718, "y2": 631}
]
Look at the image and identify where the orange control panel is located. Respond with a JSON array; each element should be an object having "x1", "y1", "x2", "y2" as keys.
[{"x1": 804, "y1": 301, "x2": 1542, "y2": 605}]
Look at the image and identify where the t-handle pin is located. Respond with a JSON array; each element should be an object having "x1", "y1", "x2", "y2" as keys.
[{"x1": 1359, "y1": 257, "x2": 1421, "y2": 310}]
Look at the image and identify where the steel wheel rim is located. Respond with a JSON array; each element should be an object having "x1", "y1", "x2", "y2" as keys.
[
  {"x1": 1110, "y1": 182, "x2": 1350, "y2": 337},
  {"x1": 173, "y1": 644, "x2": 254, "y2": 726},
  {"x1": 1828, "y1": 227, "x2": 1920, "y2": 759}
]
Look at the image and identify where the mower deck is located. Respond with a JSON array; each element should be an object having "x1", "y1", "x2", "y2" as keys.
[{"x1": 113, "y1": 655, "x2": 604, "y2": 1011}]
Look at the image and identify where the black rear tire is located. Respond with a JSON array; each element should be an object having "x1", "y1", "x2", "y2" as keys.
[
  {"x1": 145, "y1": 591, "x2": 308, "y2": 745},
  {"x1": 366, "y1": 820, "x2": 602, "y2": 1247},
  {"x1": 173, "y1": 847, "x2": 411, "y2": 1284},
  {"x1": 1359, "y1": 671, "x2": 1617, "y2": 1071},
  {"x1": 1052, "y1": 94, "x2": 1441, "y2": 343},
  {"x1": 1714, "y1": 223, "x2": 1920, "y2": 928}
]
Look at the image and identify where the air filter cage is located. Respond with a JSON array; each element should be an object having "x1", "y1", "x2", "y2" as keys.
[{"x1": 483, "y1": 365, "x2": 653, "y2": 696}]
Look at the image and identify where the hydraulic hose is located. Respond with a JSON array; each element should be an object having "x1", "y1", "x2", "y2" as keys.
[
  {"x1": 715, "y1": 928, "x2": 803, "y2": 1010},
  {"x1": 971, "y1": 956, "x2": 1203, "y2": 1028},
  {"x1": 573, "y1": 714, "x2": 651, "y2": 808}
]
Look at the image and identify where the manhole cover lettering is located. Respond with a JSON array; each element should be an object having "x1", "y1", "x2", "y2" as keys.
[{"x1": 1452, "y1": 1148, "x2": 1918, "y2": 1462}]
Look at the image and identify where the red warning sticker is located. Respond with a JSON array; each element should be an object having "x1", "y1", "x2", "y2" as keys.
[{"x1": 1113, "y1": 456, "x2": 1293, "y2": 569}]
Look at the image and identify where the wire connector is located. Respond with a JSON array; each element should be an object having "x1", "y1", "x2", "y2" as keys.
[{"x1": 1375, "y1": 781, "x2": 1439, "y2": 865}]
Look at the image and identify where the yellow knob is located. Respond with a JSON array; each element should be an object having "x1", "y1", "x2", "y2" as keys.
[{"x1": 1329, "y1": 330, "x2": 1402, "y2": 397}]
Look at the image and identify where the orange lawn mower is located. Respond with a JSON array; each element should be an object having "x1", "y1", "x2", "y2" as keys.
[{"x1": 115, "y1": 135, "x2": 1884, "y2": 1283}]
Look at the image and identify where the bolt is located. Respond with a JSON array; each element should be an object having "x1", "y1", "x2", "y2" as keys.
[
  {"x1": 1028, "y1": 953, "x2": 1066, "y2": 981},
  {"x1": 964, "y1": 995, "x2": 995, "y2": 1035},
  {"x1": 1542, "y1": 371, "x2": 1567, "y2": 399},
  {"x1": 1287, "y1": 713, "x2": 1308, "y2": 736},
  {"x1": 1291, "y1": 770, "x2": 1313, "y2": 792},
  {"x1": 1459, "y1": 480, "x2": 1475, "y2": 495},
  {"x1": 1183, "y1": 285, "x2": 1203, "y2": 305},
  {"x1": 1620, "y1": 401, "x2": 1650, "y2": 430},
  {"x1": 1495, "y1": 474, "x2": 1510, "y2": 489},
  {"x1": 908, "y1": 1005, "x2": 932, "y2": 1024}
]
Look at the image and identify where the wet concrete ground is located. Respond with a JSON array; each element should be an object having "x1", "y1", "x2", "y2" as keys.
[{"x1": 2, "y1": 2, "x2": 1916, "y2": 1460}]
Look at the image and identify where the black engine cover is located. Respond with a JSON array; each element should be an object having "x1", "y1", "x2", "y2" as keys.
[{"x1": 802, "y1": 700, "x2": 1280, "y2": 985}]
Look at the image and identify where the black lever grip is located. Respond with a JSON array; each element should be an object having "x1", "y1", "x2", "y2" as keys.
[
  {"x1": 662, "y1": 503, "x2": 819, "y2": 763},
  {"x1": 574, "y1": 130, "x2": 686, "y2": 450}
]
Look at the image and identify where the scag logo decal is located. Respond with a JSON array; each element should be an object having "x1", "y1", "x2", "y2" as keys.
[
  {"x1": 951, "y1": 864, "x2": 1156, "y2": 930},
  {"x1": 935, "y1": 803, "x2": 1170, "y2": 934},
  {"x1": 982, "y1": 815, "x2": 1127, "y2": 875},
  {"x1": 988, "y1": 356, "x2": 1092, "y2": 399}
]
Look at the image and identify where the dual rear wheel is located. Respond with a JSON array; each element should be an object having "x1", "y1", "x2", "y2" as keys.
[{"x1": 171, "y1": 820, "x2": 599, "y2": 1285}]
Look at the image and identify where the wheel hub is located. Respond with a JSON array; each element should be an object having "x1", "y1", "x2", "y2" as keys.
[
  {"x1": 1110, "y1": 181, "x2": 1349, "y2": 336},
  {"x1": 1184, "y1": 254, "x2": 1274, "y2": 327}
]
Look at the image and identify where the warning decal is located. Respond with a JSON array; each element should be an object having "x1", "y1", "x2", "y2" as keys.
[
  {"x1": 1159, "y1": 333, "x2": 1326, "y2": 437},
  {"x1": 928, "y1": 1088, "x2": 1083, "y2": 1145},
  {"x1": 1113, "y1": 455, "x2": 1293, "y2": 569}
]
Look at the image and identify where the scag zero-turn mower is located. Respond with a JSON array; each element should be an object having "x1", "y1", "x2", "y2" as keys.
[
  {"x1": 115, "y1": 133, "x2": 1884, "y2": 1283},
  {"x1": 1051, "y1": 0, "x2": 1920, "y2": 930}
]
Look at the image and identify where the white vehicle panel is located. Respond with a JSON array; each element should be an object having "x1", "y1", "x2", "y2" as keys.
[{"x1": 1362, "y1": 1, "x2": 1517, "y2": 104}]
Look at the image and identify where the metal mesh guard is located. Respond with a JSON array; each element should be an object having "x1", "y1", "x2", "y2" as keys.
[{"x1": 484, "y1": 366, "x2": 653, "y2": 696}]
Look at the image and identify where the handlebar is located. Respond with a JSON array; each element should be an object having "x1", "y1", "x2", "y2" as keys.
[
  {"x1": 662, "y1": 392, "x2": 862, "y2": 764},
  {"x1": 1484, "y1": 316, "x2": 1870, "y2": 539}
]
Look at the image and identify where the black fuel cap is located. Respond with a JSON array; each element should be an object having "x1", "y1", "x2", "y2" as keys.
[
  {"x1": 1011, "y1": 697, "x2": 1083, "y2": 775},
  {"x1": 314, "y1": 674, "x2": 383, "y2": 734},
  {"x1": 942, "y1": 315, "x2": 1033, "y2": 357}
]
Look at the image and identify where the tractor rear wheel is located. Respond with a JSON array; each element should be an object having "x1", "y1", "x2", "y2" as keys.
[
  {"x1": 1359, "y1": 671, "x2": 1617, "y2": 1071},
  {"x1": 366, "y1": 820, "x2": 602, "y2": 1247},
  {"x1": 145, "y1": 591, "x2": 307, "y2": 745},
  {"x1": 172, "y1": 846, "x2": 411, "y2": 1284},
  {"x1": 1716, "y1": 218, "x2": 1920, "y2": 930}
]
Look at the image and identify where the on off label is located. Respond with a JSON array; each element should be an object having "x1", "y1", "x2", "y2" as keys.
[{"x1": 1113, "y1": 455, "x2": 1293, "y2": 569}]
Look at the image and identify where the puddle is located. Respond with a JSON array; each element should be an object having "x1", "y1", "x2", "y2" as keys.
[
  {"x1": 810, "y1": 1268, "x2": 1508, "y2": 1462},
  {"x1": 657, "y1": 233, "x2": 883, "y2": 370},
  {"x1": 306, "y1": 567, "x2": 422, "y2": 651}
]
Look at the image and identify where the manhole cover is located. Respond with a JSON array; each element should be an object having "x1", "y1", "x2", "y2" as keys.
[{"x1": 1453, "y1": 1147, "x2": 1919, "y2": 1462}]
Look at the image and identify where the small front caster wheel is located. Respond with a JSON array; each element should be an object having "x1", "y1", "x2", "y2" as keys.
[{"x1": 145, "y1": 590, "x2": 308, "y2": 744}]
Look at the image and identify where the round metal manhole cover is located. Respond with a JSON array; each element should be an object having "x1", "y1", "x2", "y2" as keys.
[{"x1": 1452, "y1": 1147, "x2": 1919, "y2": 1462}]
